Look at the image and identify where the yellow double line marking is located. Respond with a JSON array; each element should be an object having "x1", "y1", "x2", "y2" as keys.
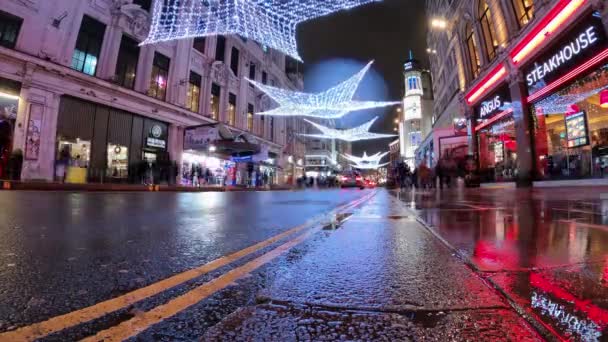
[{"x1": 0, "y1": 191, "x2": 375, "y2": 341}]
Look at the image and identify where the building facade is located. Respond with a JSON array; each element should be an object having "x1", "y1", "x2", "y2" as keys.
[
  {"x1": 426, "y1": 0, "x2": 608, "y2": 185},
  {"x1": 0, "y1": 0, "x2": 305, "y2": 185}
]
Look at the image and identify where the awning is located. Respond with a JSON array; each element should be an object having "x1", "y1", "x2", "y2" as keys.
[{"x1": 215, "y1": 140, "x2": 260, "y2": 157}]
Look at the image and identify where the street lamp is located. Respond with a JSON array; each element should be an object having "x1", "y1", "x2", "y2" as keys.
[
  {"x1": 208, "y1": 145, "x2": 217, "y2": 153},
  {"x1": 431, "y1": 18, "x2": 447, "y2": 30}
]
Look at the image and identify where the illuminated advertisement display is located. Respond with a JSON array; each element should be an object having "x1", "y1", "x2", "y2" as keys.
[{"x1": 564, "y1": 111, "x2": 589, "y2": 148}]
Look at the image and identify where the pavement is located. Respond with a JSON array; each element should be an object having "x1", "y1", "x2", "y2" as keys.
[{"x1": 0, "y1": 187, "x2": 606, "y2": 340}]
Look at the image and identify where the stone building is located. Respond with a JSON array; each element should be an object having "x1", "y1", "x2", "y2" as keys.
[{"x1": 0, "y1": 0, "x2": 306, "y2": 185}]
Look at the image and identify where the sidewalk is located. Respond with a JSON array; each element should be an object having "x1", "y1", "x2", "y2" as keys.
[
  {"x1": 203, "y1": 190, "x2": 543, "y2": 341},
  {"x1": 0, "y1": 180, "x2": 293, "y2": 192}
]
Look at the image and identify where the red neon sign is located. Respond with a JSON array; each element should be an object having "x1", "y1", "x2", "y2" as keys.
[
  {"x1": 474, "y1": 108, "x2": 513, "y2": 132},
  {"x1": 465, "y1": 64, "x2": 507, "y2": 105},
  {"x1": 510, "y1": 0, "x2": 588, "y2": 65},
  {"x1": 527, "y1": 47, "x2": 608, "y2": 103}
]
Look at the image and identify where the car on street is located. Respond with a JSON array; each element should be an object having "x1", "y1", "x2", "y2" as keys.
[{"x1": 340, "y1": 171, "x2": 365, "y2": 189}]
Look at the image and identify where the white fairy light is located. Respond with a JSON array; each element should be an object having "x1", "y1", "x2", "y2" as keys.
[
  {"x1": 343, "y1": 151, "x2": 389, "y2": 169},
  {"x1": 300, "y1": 117, "x2": 396, "y2": 142},
  {"x1": 535, "y1": 85, "x2": 608, "y2": 115},
  {"x1": 247, "y1": 61, "x2": 400, "y2": 118},
  {"x1": 143, "y1": 0, "x2": 382, "y2": 61}
]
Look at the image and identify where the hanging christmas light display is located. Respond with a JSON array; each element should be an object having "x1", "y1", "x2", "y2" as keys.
[
  {"x1": 142, "y1": 0, "x2": 382, "y2": 61},
  {"x1": 342, "y1": 151, "x2": 389, "y2": 169},
  {"x1": 247, "y1": 61, "x2": 400, "y2": 118},
  {"x1": 300, "y1": 117, "x2": 396, "y2": 142}
]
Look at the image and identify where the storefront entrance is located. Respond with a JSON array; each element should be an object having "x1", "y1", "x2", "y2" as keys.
[
  {"x1": 56, "y1": 96, "x2": 170, "y2": 184},
  {"x1": 0, "y1": 78, "x2": 20, "y2": 180}
]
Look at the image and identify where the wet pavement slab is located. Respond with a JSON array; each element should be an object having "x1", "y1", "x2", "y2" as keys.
[{"x1": 395, "y1": 187, "x2": 608, "y2": 341}]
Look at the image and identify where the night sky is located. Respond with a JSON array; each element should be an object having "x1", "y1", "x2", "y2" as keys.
[{"x1": 297, "y1": 0, "x2": 428, "y2": 154}]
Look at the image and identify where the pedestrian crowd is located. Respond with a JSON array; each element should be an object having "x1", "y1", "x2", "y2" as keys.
[{"x1": 395, "y1": 153, "x2": 461, "y2": 190}]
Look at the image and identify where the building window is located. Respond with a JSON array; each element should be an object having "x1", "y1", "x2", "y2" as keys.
[
  {"x1": 133, "y1": 0, "x2": 152, "y2": 11},
  {"x1": 478, "y1": 0, "x2": 498, "y2": 61},
  {"x1": 465, "y1": 23, "x2": 481, "y2": 79},
  {"x1": 228, "y1": 93, "x2": 237, "y2": 126},
  {"x1": 262, "y1": 71, "x2": 268, "y2": 85},
  {"x1": 260, "y1": 116, "x2": 265, "y2": 136},
  {"x1": 210, "y1": 83, "x2": 220, "y2": 120},
  {"x1": 148, "y1": 52, "x2": 170, "y2": 100},
  {"x1": 249, "y1": 63, "x2": 256, "y2": 80},
  {"x1": 270, "y1": 117, "x2": 275, "y2": 141},
  {"x1": 193, "y1": 37, "x2": 205, "y2": 54},
  {"x1": 115, "y1": 35, "x2": 139, "y2": 89},
  {"x1": 511, "y1": 0, "x2": 534, "y2": 27},
  {"x1": 72, "y1": 15, "x2": 106, "y2": 76},
  {"x1": 215, "y1": 35, "x2": 226, "y2": 61},
  {"x1": 186, "y1": 71, "x2": 201, "y2": 113},
  {"x1": 247, "y1": 103, "x2": 254, "y2": 132},
  {"x1": 0, "y1": 10, "x2": 22, "y2": 49},
  {"x1": 230, "y1": 47, "x2": 240, "y2": 75}
]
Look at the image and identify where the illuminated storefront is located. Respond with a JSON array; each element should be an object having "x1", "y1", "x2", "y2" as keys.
[
  {"x1": 473, "y1": 84, "x2": 517, "y2": 182},
  {"x1": 56, "y1": 96, "x2": 169, "y2": 184},
  {"x1": 528, "y1": 12, "x2": 608, "y2": 180},
  {"x1": 0, "y1": 78, "x2": 20, "y2": 180},
  {"x1": 464, "y1": 2, "x2": 608, "y2": 185}
]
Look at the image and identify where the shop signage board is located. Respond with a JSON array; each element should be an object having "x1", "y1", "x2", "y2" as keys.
[
  {"x1": 145, "y1": 122, "x2": 167, "y2": 150},
  {"x1": 564, "y1": 111, "x2": 589, "y2": 148},
  {"x1": 474, "y1": 84, "x2": 511, "y2": 121},
  {"x1": 524, "y1": 12, "x2": 608, "y2": 96},
  {"x1": 184, "y1": 125, "x2": 219, "y2": 150}
]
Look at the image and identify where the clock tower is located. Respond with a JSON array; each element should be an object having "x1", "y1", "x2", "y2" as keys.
[{"x1": 399, "y1": 53, "x2": 423, "y2": 168}]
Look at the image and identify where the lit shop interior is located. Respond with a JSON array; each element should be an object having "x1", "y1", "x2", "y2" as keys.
[
  {"x1": 477, "y1": 114, "x2": 518, "y2": 182},
  {"x1": 181, "y1": 151, "x2": 232, "y2": 186},
  {"x1": 533, "y1": 64, "x2": 608, "y2": 180}
]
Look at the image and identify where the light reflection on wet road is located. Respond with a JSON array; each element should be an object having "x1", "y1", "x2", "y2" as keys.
[{"x1": 397, "y1": 187, "x2": 608, "y2": 341}]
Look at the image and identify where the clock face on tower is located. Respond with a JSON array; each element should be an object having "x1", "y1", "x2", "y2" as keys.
[{"x1": 403, "y1": 96, "x2": 422, "y2": 121}]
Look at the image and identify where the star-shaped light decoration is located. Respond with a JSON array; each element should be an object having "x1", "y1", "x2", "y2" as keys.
[
  {"x1": 247, "y1": 61, "x2": 400, "y2": 118},
  {"x1": 142, "y1": 0, "x2": 382, "y2": 61},
  {"x1": 342, "y1": 151, "x2": 389, "y2": 170},
  {"x1": 301, "y1": 117, "x2": 396, "y2": 142}
]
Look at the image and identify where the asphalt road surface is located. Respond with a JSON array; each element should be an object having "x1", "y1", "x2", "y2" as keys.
[{"x1": 0, "y1": 187, "x2": 606, "y2": 341}]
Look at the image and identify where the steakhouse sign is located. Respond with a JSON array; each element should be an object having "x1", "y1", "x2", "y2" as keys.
[{"x1": 525, "y1": 12, "x2": 608, "y2": 96}]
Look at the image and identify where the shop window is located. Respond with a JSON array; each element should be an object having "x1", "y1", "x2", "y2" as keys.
[
  {"x1": 465, "y1": 22, "x2": 481, "y2": 78},
  {"x1": 193, "y1": 37, "x2": 205, "y2": 54},
  {"x1": 107, "y1": 144, "x2": 128, "y2": 179},
  {"x1": 476, "y1": 117, "x2": 517, "y2": 182},
  {"x1": 533, "y1": 65, "x2": 608, "y2": 180},
  {"x1": 149, "y1": 52, "x2": 170, "y2": 100},
  {"x1": 228, "y1": 93, "x2": 237, "y2": 126},
  {"x1": 186, "y1": 71, "x2": 201, "y2": 113},
  {"x1": 478, "y1": 1, "x2": 498, "y2": 61},
  {"x1": 247, "y1": 103, "x2": 254, "y2": 132},
  {"x1": 511, "y1": 0, "x2": 534, "y2": 28},
  {"x1": 56, "y1": 138, "x2": 91, "y2": 183},
  {"x1": 210, "y1": 83, "x2": 220, "y2": 120},
  {"x1": 215, "y1": 35, "x2": 226, "y2": 61},
  {"x1": 115, "y1": 35, "x2": 139, "y2": 89},
  {"x1": 230, "y1": 47, "x2": 240, "y2": 75},
  {"x1": 0, "y1": 10, "x2": 22, "y2": 49},
  {"x1": 72, "y1": 15, "x2": 106, "y2": 76}
]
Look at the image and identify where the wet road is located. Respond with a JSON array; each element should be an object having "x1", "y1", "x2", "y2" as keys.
[{"x1": 0, "y1": 187, "x2": 606, "y2": 340}]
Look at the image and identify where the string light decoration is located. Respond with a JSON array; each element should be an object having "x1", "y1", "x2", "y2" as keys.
[
  {"x1": 142, "y1": 0, "x2": 382, "y2": 61},
  {"x1": 247, "y1": 61, "x2": 400, "y2": 118},
  {"x1": 300, "y1": 117, "x2": 396, "y2": 142},
  {"x1": 342, "y1": 151, "x2": 389, "y2": 169}
]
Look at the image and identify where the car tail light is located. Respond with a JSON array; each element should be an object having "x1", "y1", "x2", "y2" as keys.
[{"x1": 356, "y1": 176, "x2": 362, "y2": 181}]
